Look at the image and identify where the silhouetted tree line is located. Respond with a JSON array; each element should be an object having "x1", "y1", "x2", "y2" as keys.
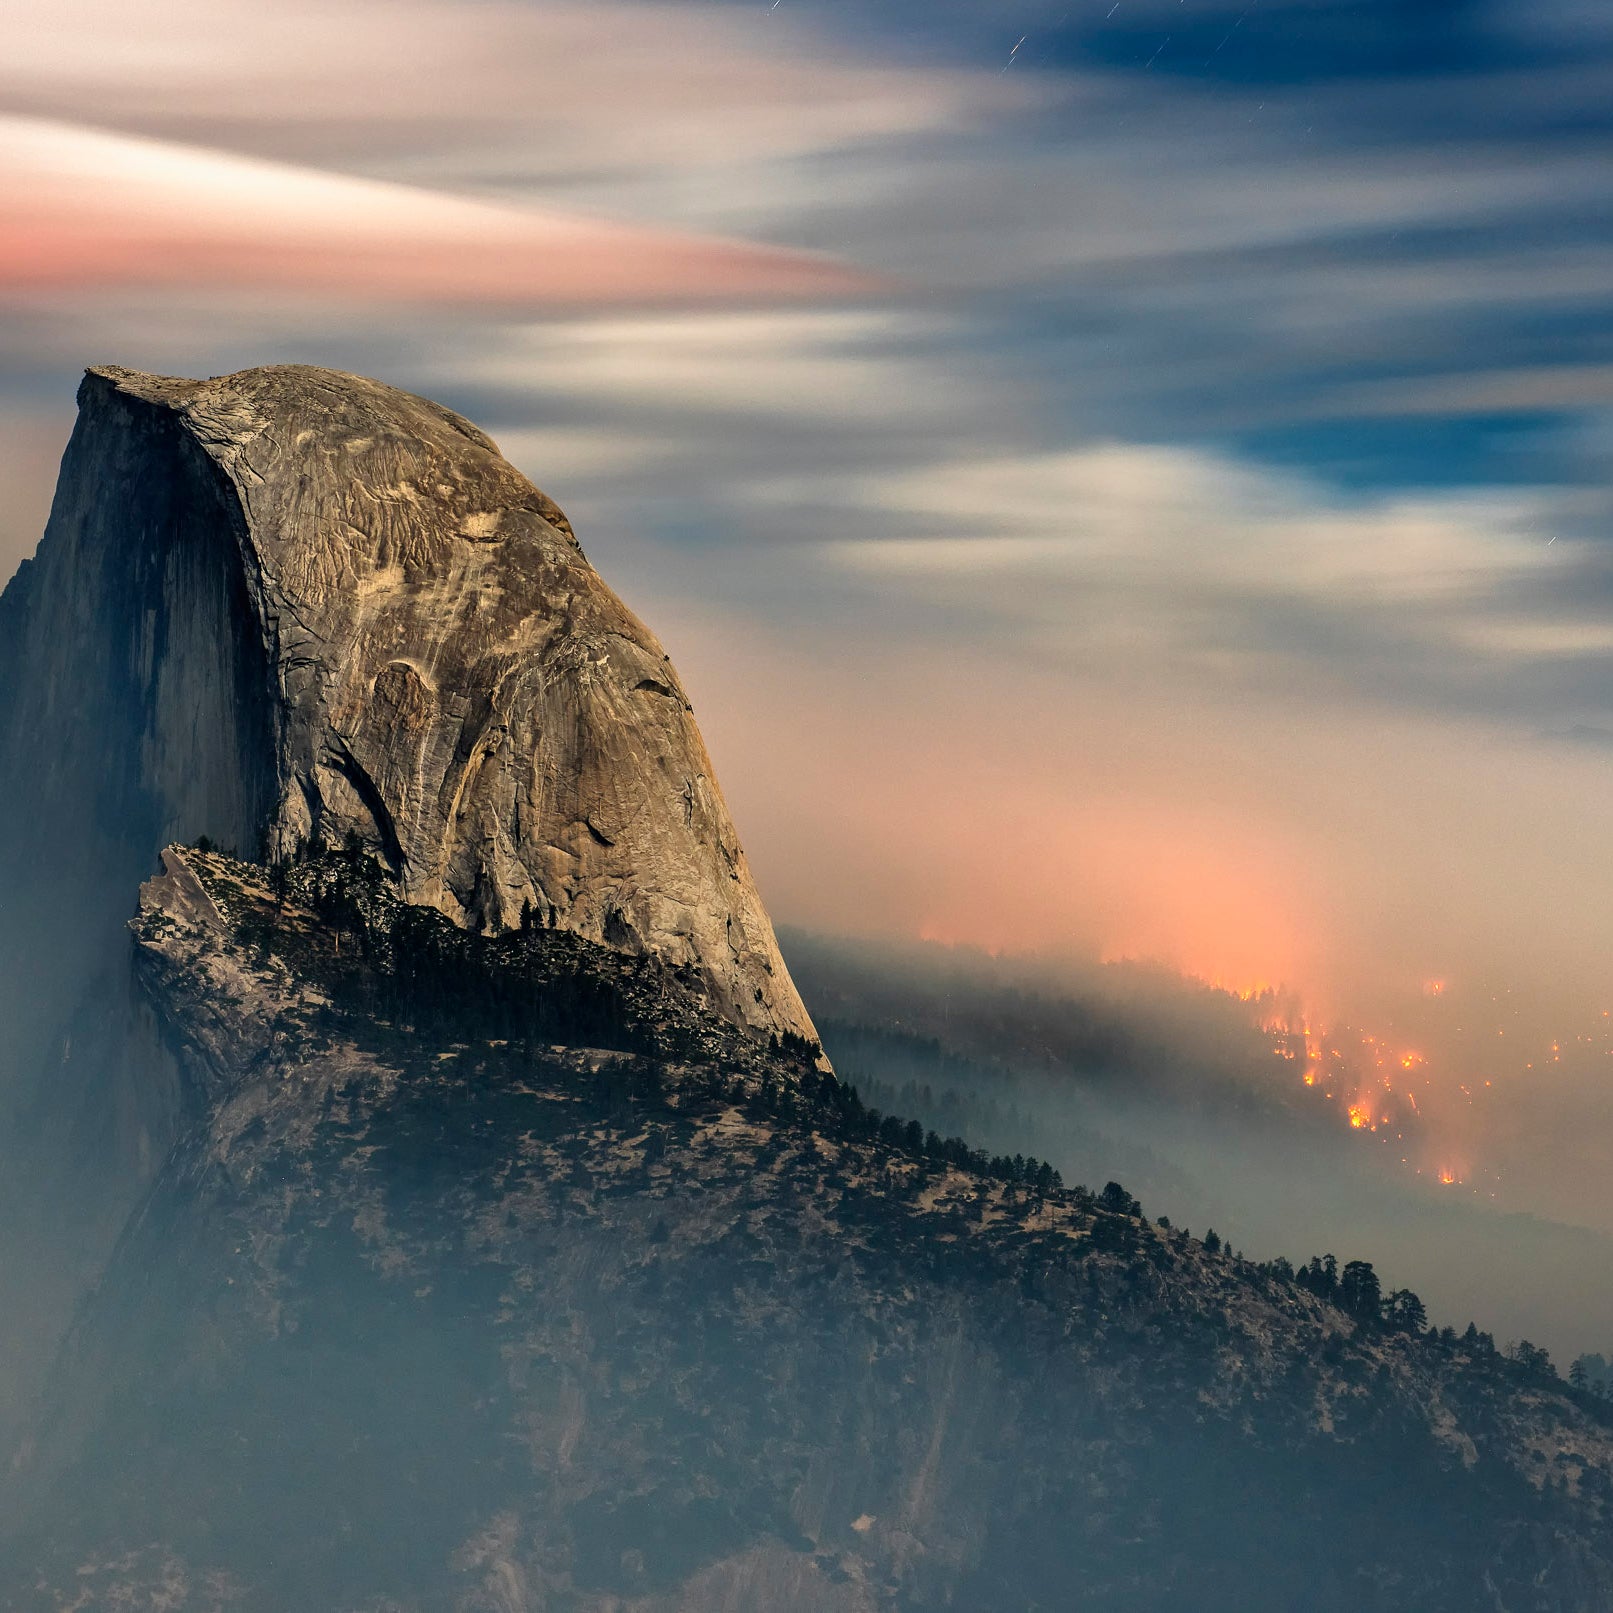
[
  {"x1": 747, "y1": 1067, "x2": 1069, "y2": 1194},
  {"x1": 1263, "y1": 1249, "x2": 1560, "y2": 1381},
  {"x1": 1570, "y1": 1353, "x2": 1613, "y2": 1398},
  {"x1": 840, "y1": 1068, "x2": 1040, "y2": 1164}
]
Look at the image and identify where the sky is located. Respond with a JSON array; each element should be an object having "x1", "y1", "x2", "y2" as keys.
[{"x1": 6, "y1": 1, "x2": 1613, "y2": 1259}]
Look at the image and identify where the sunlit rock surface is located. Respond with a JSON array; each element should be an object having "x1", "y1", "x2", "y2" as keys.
[{"x1": 67, "y1": 363, "x2": 814, "y2": 1043}]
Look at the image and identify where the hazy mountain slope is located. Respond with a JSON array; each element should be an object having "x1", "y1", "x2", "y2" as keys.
[
  {"x1": 5, "y1": 846, "x2": 1613, "y2": 1611},
  {"x1": 791, "y1": 933, "x2": 1613, "y2": 1365}
]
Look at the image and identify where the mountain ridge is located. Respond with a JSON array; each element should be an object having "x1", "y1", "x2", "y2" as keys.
[{"x1": 3, "y1": 369, "x2": 1613, "y2": 1609}]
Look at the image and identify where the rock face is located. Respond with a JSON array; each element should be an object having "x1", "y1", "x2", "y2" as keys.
[
  {"x1": 0, "y1": 362, "x2": 814, "y2": 1451},
  {"x1": 8, "y1": 362, "x2": 814, "y2": 1044}
]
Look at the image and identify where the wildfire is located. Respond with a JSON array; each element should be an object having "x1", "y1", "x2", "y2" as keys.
[
  {"x1": 1232, "y1": 966, "x2": 1613, "y2": 1205},
  {"x1": 1211, "y1": 963, "x2": 1613, "y2": 1210},
  {"x1": 1256, "y1": 986, "x2": 1486, "y2": 1186}
]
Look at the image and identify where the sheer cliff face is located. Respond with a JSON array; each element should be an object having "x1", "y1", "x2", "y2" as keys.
[
  {"x1": 3, "y1": 363, "x2": 814, "y2": 1047},
  {"x1": 0, "y1": 373, "x2": 277, "y2": 1091},
  {"x1": 0, "y1": 362, "x2": 814, "y2": 1450}
]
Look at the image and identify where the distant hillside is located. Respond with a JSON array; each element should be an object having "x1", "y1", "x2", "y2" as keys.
[{"x1": 790, "y1": 929, "x2": 1613, "y2": 1371}]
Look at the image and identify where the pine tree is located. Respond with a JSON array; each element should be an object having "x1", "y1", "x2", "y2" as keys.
[
  {"x1": 1385, "y1": 1288, "x2": 1427, "y2": 1335},
  {"x1": 1339, "y1": 1260, "x2": 1382, "y2": 1324}
]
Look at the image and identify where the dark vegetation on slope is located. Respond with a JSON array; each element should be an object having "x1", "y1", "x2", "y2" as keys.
[
  {"x1": 799, "y1": 931, "x2": 1613, "y2": 1374},
  {"x1": 827, "y1": 1019, "x2": 1589, "y2": 1387},
  {"x1": 199, "y1": 843, "x2": 1594, "y2": 1395},
  {"x1": 785, "y1": 931, "x2": 1321, "y2": 1127},
  {"x1": 207, "y1": 840, "x2": 1071, "y2": 1193},
  {"x1": 20, "y1": 1023, "x2": 1595, "y2": 1611},
  {"x1": 10, "y1": 850, "x2": 1611, "y2": 1611}
]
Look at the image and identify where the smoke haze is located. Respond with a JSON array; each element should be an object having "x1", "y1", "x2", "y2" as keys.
[{"x1": 785, "y1": 929, "x2": 1613, "y2": 1365}]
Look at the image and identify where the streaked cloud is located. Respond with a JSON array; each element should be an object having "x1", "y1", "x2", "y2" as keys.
[
  {"x1": 824, "y1": 444, "x2": 1591, "y2": 693},
  {"x1": 1328, "y1": 365, "x2": 1613, "y2": 420},
  {"x1": 0, "y1": 115, "x2": 874, "y2": 308},
  {"x1": 0, "y1": 0, "x2": 1023, "y2": 183},
  {"x1": 433, "y1": 310, "x2": 999, "y2": 431},
  {"x1": 837, "y1": 446, "x2": 1560, "y2": 600}
]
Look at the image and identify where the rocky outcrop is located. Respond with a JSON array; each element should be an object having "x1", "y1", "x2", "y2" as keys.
[
  {"x1": 43, "y1": 364, "x2": 812, "y2": 1045},
  {"x1": 0, "y1": 362, "x2": 816, "y2": 1451}
]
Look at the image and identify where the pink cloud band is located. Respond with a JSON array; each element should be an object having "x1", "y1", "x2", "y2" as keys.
[{"x1": 0, "y1": 116, "x2": 877, "y2": 308}]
